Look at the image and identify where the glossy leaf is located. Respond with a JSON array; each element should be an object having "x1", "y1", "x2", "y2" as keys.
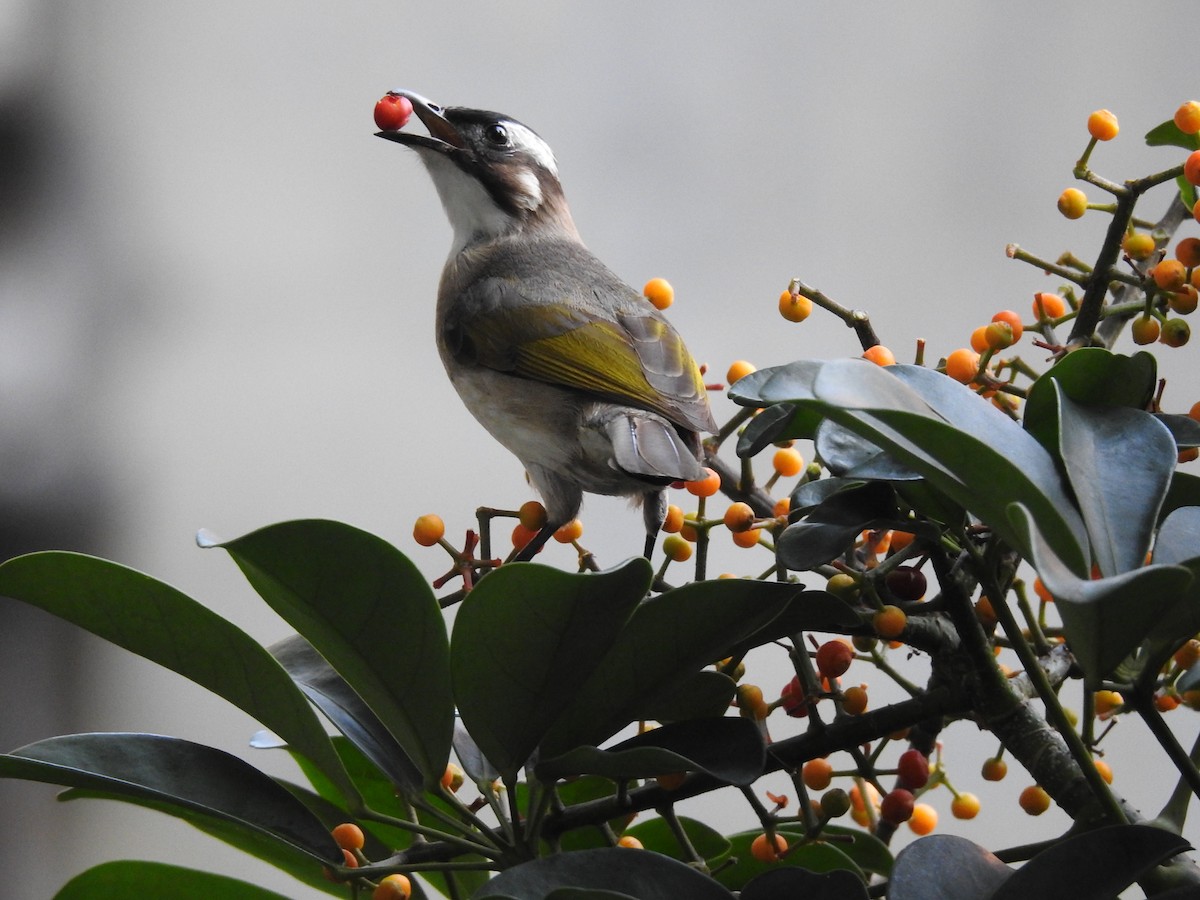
[
  {"x1": 1, "y1": 733, "x2": 339, "y2": 862},
  {"x1": 1148, "y1": 507, "x2": 1200, "y2": 645},
  {"x1": 454, "y1": 721, "x2": 501, "y2": 785},
  {"x1": 451, "y1": 558, "x2": 649, "y2": 778},
  {"x1": 54, "y1": 861, "x2": 292, "y2": 899},
  {"x1": 777, "y1": 482, "x2": 898, "y2": 571},
  {"x1": 1164, "y1": 472, "x2": 1200, "y2": 521},
  {"x1": 633, "y1": 668, "x2": 736, "y2": 722},
  {"x1": 208, "y1": 520, "x2": 453, "y2": 788},
  {"x1": 1055, "y1": 385, "x2": 1176, "y2": 576},
  {"x1": 818, "y1": 825, "x2": 893, "y2": 876},
  {"x1": 472, "y1": 847, "x2": 734, "y2": 900},
  {"x1": 1145, "y1": 119, "x2": 1200, "y2": 150},
  {"x1": 623, "y1": 815, "x2": 730, "y2": 862},
  {"x1": 990, "y1": 824, "x2": 1190, "y2": 900},
  {"x1": 737, "y1": 402, "x2": 816, "y2": 457},
  {"x1": 270, "y1": 635, "x2": 422, "y2": 794},
  {"x1": 888, "y1": 834, "x2": 1010, "y2": 900},
  {"x1": 535, "y1": 717, "x2": 764, "y2": 784},
  {"x1": 538, "y1": 580, "x2": 799, "y2": 757},
  {"x1": 1156, "y1": 413, "x2": 1200, "y2": 449},
  {"x1": 720, "y1": 591, "x2": 861, "y2": 660},
  {"x1": 728, "y1": 360, "x2": 823, "y2": 407},
  {"x1": 741, "y1": 868, "x2": 868, "y2": 900},
  {"x1": 815, "y1": 420, "x2": 921, "y2": 480},
  {"x1": 0, "y1": 550, "x2": 357, "y2": 806},
  {"x1": 713, "y1": 829, "x2": 863, "y2": 891},
  {"x1": 1014, "y1": 504, "x2": 1193, "y2": 684}
]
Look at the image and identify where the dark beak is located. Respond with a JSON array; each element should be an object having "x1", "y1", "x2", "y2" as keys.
[{"x1": 375, "y1": 89, "x2": 464, "y2": 152}]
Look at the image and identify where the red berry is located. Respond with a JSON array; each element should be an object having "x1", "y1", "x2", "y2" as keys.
[
  {"x1": 780, "y1": 675, "x2": 809, "y2": 718},
  {"x1": 374, "y1": 94, "x2": 413, "y2": 131},
  {"x1": 880, "y1": 788, "x2": 915, "y2": 824},
  {"x1": 896, "y1": 749, "x2": 930, "y2": 790},
  {"x1": 815, "y1": 640, "x2": 854, "y2": 678},
  {"x1": 885, "y1": 567, "x2": 927, "y2": 602},
  {"x1": 1185, "y1": 150, "x2": 1200, "y2": 188}
]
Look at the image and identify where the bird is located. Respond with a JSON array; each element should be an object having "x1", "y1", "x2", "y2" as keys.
[{"x1": 376, "y1": 90, "x2": 716, "y2": 561}]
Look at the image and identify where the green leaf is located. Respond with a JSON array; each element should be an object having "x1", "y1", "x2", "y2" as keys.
[
  {"x1": 888, "y1": 835, "x2": 1010, "y2": 900},
  {"x1": 623, "y1": 815, "x2": 730, "y2": 862},
  {"x1": 811, "y1": 361, "x2": 1088, "y2": 573},
  {"x1": 777, "y1": 482, "x2": 898, "y2": 571},
  {"x1": 728, "y1": 360, "x2": 824, "y2": 407},
  {"x1": 54, "y1": 861, "x2": 293, "y2": 899},
  {"x1": 451, "y1": 558, "x2": 650, "y2": 778},
  {"x1": 818, "y1": 825, "x2": 893, "y2": 876},
  {"x1": 741, "y1": 868, "x2": 869, "y2": 900},
  {"x1": 722, "y1": 591, "x2": 861, "y2": 659},
  {"x1": 1146, "y1": 118, "x2": 1200, "y2": 151},
  {"x1": 1024, "y1": 348, "x2": 1156, "y2": 443},
  {"x1": 538, "y1": 580, "x2": 799, "y2": 757},
  {"x1": 1013, "y1": 504, "x2": 1193, "y2": 684},
  {"x1": 737, "y1": 403, "x2": 822, "y2": 456},
  {"x1": 815, "y1": 421, "x2": 921, "y2": 480},
  {"x1": 0, "y1": 551, "x2": 357, "y2": 806},
  {"x1": 1164, "y1": 472, "x2": 1200, "y2": 521},
  {"x1": 632, "y1": 669, "x2": 736, "y2": 722},
  {"x1": 1, "y1": 733, "x2": 339, "y2": 862},
  {"x1": 535, "y1": 717, "x2": 764, "y2": 784},
  {"x1": 208, "y1": 520, "x2": 453, "y2": 788},
  {"x1": 270, "y1": 635, "x2": 422, "y2": 794},
  {"x1": 713, "y1": 830, "x2": 863, "y2": 891},
  {"x1": 472, "y1": 847, "x2": 734, "y2": 900},
  {"x1": 1055, "y1": 386, "x2": 1176, "y2": 576},
  {"x1": 989, "y1": 824, "x2": 1190, "y2": 900}
]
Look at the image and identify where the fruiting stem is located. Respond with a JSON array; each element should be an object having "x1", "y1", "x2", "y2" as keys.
[
  {"x1": 1132, "y1": 691, "x2": 1200, "y2": 811},
  {"x1": 788, "y1": 277, "x2": 881, "y2": 350}
]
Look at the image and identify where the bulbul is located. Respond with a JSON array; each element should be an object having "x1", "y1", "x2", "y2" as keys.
[{"x1": 377, "y1": 90, "x2": 716, "y2": 560}]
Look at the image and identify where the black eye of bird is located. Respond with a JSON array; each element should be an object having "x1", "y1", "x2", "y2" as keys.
[{"x1": 485, "y1": 123, "x2": 509, "y2": 147}]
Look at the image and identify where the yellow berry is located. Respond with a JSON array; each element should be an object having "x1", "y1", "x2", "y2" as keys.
[
  {"x1": 643, "y1": 277, "x2": 674, "y2": 310},
  {"x1": 662, "y1": 534, "x2": 693, "y2": 562},
  {"x1": 1131, "y1": 316, "x2": 1161, "y2": 345},
  {"x1": 726, "y1": 359, "x2": 756, "y2": 385},
  {"x1": 873, "y1": 604, "x2": 907, "y2": 639},
  {"x1": 412, "y1": 514, "x2": 445, "y2": 547},
  {"x1": 779, "y1": 289, "x2": 813, "y2": 323},
  {"x1": 737, "y1": 683, "x2": 769, "y2": 720},
  {"x1": 985, "y1": 321, "x2": 1015, "y2": 350},
  {"x1": 908, "y1": 802, "x2": 938, "y2": 835},
  {"x1": 951, "y1": 792, "x2": 981, "y2": 820},
  {"x1": 661, "y1": 504, "x2": 684, "y2": 534},
  {"x1": 1093, "y1": 689, "x2": 1123, "y2": 717},
  {"x1": 1058, "y1": 187, "x2": 1088, "y2": 219},
  {"x1": 826, "y1": 573, "x2": 859, "y2": 601},
  {"x1": 1087, "y1": 109, "x2": 1119, "y2": 141},
  {"x1": 441, "y1": 762, "x2": 465, "y2": 793},
  {"x1": 1122, "y1": 231, "x2": 1156, "y2": 261},
  {"x1": 1175, "y1": 101, "x2": 1200, "y2": 135},
  {"x1": 1094, "y1": 758, "x2": 1113, "y2": 784}
]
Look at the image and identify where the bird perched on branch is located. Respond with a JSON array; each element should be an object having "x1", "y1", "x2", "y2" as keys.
[{"x1": 377, "y1": 90, "x2": 716, "y2": 560}]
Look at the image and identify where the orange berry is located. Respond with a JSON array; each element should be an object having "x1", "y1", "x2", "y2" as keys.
[
  {"x1": 662, "y1": 534, "x2": 693, "y2": 563},
  {"x1": 661, "y1": 504, "x2": 684, "y2": 533},
  {"x1": 373, "y1": 874, "x2": 412, "y2": 900},
  {"x1": 441, "y1": 762, "x2": 465, "y2": 793},
  {"x1": 340, "y1": 848, "x2": 358, "y2": 868},
  {"x1": 1019, "y1": 784, "x2": 1051, "y2": 816},
  {"x1": 1194, "y1": 197, "x2": 1200, "y2": 224},
  {"x1": 1122, "y1": 231, "x2": 1156, "y2": 261},
  {"x1": 331, "y1": 822, "x2": 365, "y2": 852},
  {"x1": 842, "y1": 684, "x2": 869, "y2": 715},
  {"x1": 1086, "y1": 109, "x2": 1119, "y2": 141},
  {"x1": 1131, "y1": 316, "x2": 1161, "y2": 345},
  {"x1": 553, "y1": 518, "x2": 583, "y2": 543},
  {"x1": 1093, "y1": 689, "x2": 1123, "y2": 717},
  {"x1": 981, "y1": 756, "x2": 1008, "y2": 782},
  {"x1": 1178, "y1": 447, "x2": 1198, "y2": 464},
  {"x1": 1153, "y1": 259, "x2": 1188, "y2": 291},
  {"x1": 951, "y1": 792, "x2": 981, "y2": 820},
  {"x1": 889, "y1": 530, "x2": 916, "y2": 553},
  {"x1": 679, "y1": 512, "x2": 700, "y2": 543},
  {"x1": 944, "y1": 347, "x2": 981, "y2": 384},
  {"x1": 1058, "y1": 187, "x2": 1088, "y2": 219},
  {"x1": 1033, "y1": 292, "x2": 1067, "y2": 320},
  {"x1": 1176, "y1": 237, "x2": 1200, "y2": 268},
  {"x1": 862, "y1": 344, "x2": 896, "y2": 366},
  {"x1": 880, "y1": 788, "x2": 915, "y2": 825},
  {"x1": 1157, "y1": 692, "x2": 1181, "y2": 712},
  {"x1": 750, "y1": 832, "x2": 788, "y2": 862},
  {"x1": 1162, "y1": 317, "x2": 1191, "y2": 348},
  {"x1": 1170, "y1": 286, "x2": 1198, "y2": 315},
  {"x1": 779, "y1": 289, "x2": 813, "y2": 323},
  {"x1": 802, "y1": 757, "x2": 834, "y2": 791},
  {"x1": 908, "y1": 802, "x2": 938, "y2": 835},
  {"x1": 412, "y1": 514, "x2": 445, "y2": 547},
  {"x1": 772, "y1": 446, "x2": 804, "y2": 477},
  {"x1": 726, "y1": 359, "x2": 756, "y2": 385},
  {"x1": 685, "y1": 467, "x2": 721, "y2": 497},
  {"x1": 731, "y1": 527, "x2": 762, "y2": 549},
  {"x1": 975, "y1": 595, "x2": 998, "y2": 628},
  {"x1": 617, "y1": 835, "x2": 644, "y2": 849},
  {"x1": 772, "y1": 497, "x2": 791, "y2": 518},
  {"x1": 518, "y1": 500, "x2": 548, "y2": 531},
  {"x1": 511, "y1": 522, "x2": 540, "y2": 552},
  {"x1": 985, "y1": 321, "x2": 1015, "y2": 350},
  {"x1": 1185, "y1": 150, "x2": 1200, "y2": 188},
  {"x1": 970, "y1": 325, "x2": 990, "y2": 353},
  {"x1": 643, "y1": 277, "x2": 674, "y2": 310},
  {"x1": 1094, "y1": 758, "x2": 1113, "y2": 784},
  {"x1": 873, "y1": 605, "x2": 907, "y2": 639},
  {"x1": 1175, "y1": 101, "x2": 1200, "y2": 135},
  {"x1": 656, "y1": 772, "x2": 687, "y2": 791},
  {"x1": 1175, "y1": 639, "x2": 1200, "y2": 670},
  {"x1": 737, "y1": 683, "x2": 769, "y2": 720},
  {"x1": 723, "y1": 501, "x2": 756, "y2": 533},
  {"x1": 816, "y1": 639, "x2": 854, "y2": 678}
]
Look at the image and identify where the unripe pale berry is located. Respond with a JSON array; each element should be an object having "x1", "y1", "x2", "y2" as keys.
[
  {"x1": 951, "y1": 792, "x2": 981, "y2": 819},
  {"x1": 662, "y1": 534, "x2": 693, "y2": 562},
  {"x1": 1058, "y1": 187, "x2": 1088, "y2": 219}
]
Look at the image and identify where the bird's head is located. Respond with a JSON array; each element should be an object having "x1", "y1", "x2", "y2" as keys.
[{"x1": 377, "y1": 90, "x2": 578, "y2": 253}]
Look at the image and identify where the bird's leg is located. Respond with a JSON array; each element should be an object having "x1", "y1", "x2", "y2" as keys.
[
  {"x1": 641, "y1": 489, "x2": 667, "y2": 560},
  {"x1": 513, "y1": 525, "x2": 556, "y2": 562}
]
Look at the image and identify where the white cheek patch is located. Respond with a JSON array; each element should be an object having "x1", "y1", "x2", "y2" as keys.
[
  {"x1": 512, "y1": 169, "x2": 543, "y2": 211},
  {"x1": 504, "y1": 121, "x2": 559, "y2": 177}
]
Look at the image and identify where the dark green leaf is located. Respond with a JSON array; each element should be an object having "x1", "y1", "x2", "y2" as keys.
[
  {"x1": 741, "y1": 868, "x2": 869, "y2": 900},
  {"x1": 622, "y1": 815, "x2": 730, "y2": 862},
  {"x1": 728, "y1": 360, "x2": 823, "y2": 407},
  {"x1": 721, "y1": 591, "x2": 861, "y2": 659},
  {"x1": 737, "y1": 403, "x2": 816, "y2": 457},
  {"x1": 989, "y1": 824, "x2": 1190, "y2": 900},
  {"x1": 888, "y1": 834, "x2": 1010, "y2": 900},
  {"x1": 544, "y1": 890, "x2": 635, "y2": 900},
  {"x1": 538, "y1": 580, "x2": 798, "y2": 757},
  {"x1": 633, "y1": 669, "x2": 736, "y2": 722},
  {"x1": 1164, "y1": 472, "x2": 1200, "y2": 521},
  {"x1": 1179, "y1": 175, "x2": 1198, "y2": 211},
  {"x1": 818, "y1": 825, "x2": 893, "y2": 876},
  {"x1": 1145, "y1": 119, "x2": 1200, "y2": 150},
  {"x1": 451, "y1": 558, "x2": 650, "y2": 777},
  {"x1": 454, "y1": 722, "x2": 501, "y2": 785},
  {"x1": 1014, "y1": 504, "x2": 1193, "y2": 684},
  {"x1": 270, "y1": 635, "x2": 422, "y2": 794},
  {"x1": 472, "y1": 847, "x2": 734, "y2": 900},
  {"x1": 0, "y1": 551, "x2": 357, "y2": 805},
  {"x1": 54, "y1": 861, "x2": 292, "y2": 899},
  {"x1": 777, "y1": 482, "x2": 898, "y2": 571},
  {"x1": 535, "y1": 717, "x2": 764, "y2": 784},
  {"x1": 713, "y1": 829, "x2": 863, "y2": 891},
  {"x1": 1055, "y1": 387, "x2": 1175, "y2": 576},
  {"x1": 2, "y1": 733, "x2": 339, "y2": 861},
  {"x1": 816, "y1": 420, "x2": 921, "y2": 480},
  {"x1": 790, "y1": 478, "x2": 864, "y2": 516},
  {"x1": 209, "y1": 520, "x2": 453, "y2": 788}
]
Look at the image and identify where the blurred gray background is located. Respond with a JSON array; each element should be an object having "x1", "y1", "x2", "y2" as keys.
[{"x1": 2, "y1": 1, "x2": 1198, "y2": 897}]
